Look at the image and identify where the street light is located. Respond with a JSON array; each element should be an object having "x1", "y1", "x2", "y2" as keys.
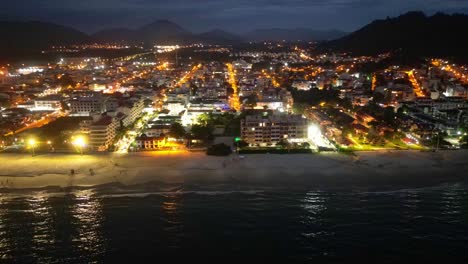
[
  {"x1": 28, "y1": 138, "x2": 36, "y2": 156},
  {"x1": 72, "y1": 136, "x2": 86, "y2": 155},
  {"x1": 235, "y1": 137, "x2": 241, "y2": 154}
]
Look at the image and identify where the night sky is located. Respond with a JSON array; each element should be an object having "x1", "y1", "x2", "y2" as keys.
[{"x1": 1, "y1": 0, "x2": 467, "y2": 33}]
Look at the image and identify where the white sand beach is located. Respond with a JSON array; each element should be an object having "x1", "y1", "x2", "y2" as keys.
[{"x1": 0, "y1": 150, "x2": 467, "y2": 190}]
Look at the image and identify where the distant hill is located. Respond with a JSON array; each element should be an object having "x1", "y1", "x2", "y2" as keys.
[
  {"x1": 93, "y1": 22, "x2": 245, "y2": 45},
  {"x1": 137, "y1": 19, "x2": 193, "y2": 44},
  {"x1": 196, "y1": 29, "x2": 244, "y2": 45},
  {"x1": 0, "y1": 21, "x2": 90, "y2": 57},
  {"x1": 92, "y1": 20, "x2": 193, "y2": 45},
  {"x1": 323, "y1": 11, "x2": 468, "y2": 59},
  {"x1": 243, "y1": 28, "x2": 347, "y2": 42},
  {"x1": 91, "y1": 28, "x2": 138, "y2": 44},
  {"x1": 4, "y1": 12, "x2": 468, "y2": 62},
  {"x1": 0, "y1": 19, "x2": 245, "y2": 60},
  {"x1": 93, "y1": 24, "x2": 346, "y2": 45}
]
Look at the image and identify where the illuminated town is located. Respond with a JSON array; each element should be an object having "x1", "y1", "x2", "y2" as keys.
[
  {"x1": 1, "y1": 5, "x2": 468, "y2": 262},
  {"x1": 1, "y1": 43, "x2": 467, "y2": 155}
]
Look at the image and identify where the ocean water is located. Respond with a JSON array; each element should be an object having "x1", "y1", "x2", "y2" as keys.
[{"x1": 1, "y1": 184, "x2": 468, "y2": 262}]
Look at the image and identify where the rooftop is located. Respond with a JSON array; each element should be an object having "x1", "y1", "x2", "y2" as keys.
[{"x1": 92, "y1": 115, "x2": 113, "y2": 126}]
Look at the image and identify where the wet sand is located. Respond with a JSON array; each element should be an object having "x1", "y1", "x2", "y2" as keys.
[{"x1": 0, "y1": 150, "x2": 467, "y2": 191}]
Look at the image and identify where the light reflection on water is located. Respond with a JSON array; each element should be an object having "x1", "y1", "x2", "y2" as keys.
[
  {"x1": 27, "y1": 192, "x2": 55, "y2": 259},
  {"x1": 300, "y1": 191, "x2": 326, "y2": 230},
  {"x1": 302, "y1": 191, "x2": 326, "y2": 216},
  {"x1": 300, "y1": 191, "x2": 328, "y2": 245},
  {"x1": 441, "y1": 187, "x2": 462, "y2": 217},
  {"x1": 0, "y1": 185, "x2": 467, "y2": 261},
  {"x1": 402, "y1": 190, "x2": 421, "y2": 220},
  {"x1": 161, "y1": 192, "x2": 183, "y2": 249},
  {"x1": 70, "y1": 190, "x2": 105, "y2": 260},
  {"x1": 0, "y1": 196, "x2": 12, "y2": 260}
]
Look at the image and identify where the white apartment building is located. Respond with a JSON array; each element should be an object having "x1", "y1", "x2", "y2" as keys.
[
  {"x1": 241, "y1": 114, "x2": 308, "y2": 146},
  {"x1": 116, "y1": 99, "x2": 145, "y2": 127},
  {"x1": 70, "y1": 93, "x2": 104, "y2": 116},
  {"x1": 33, "y1": 95, "x2": 62, "y2": 111},
  {"x1": 89, "y1": 115, "x2": 119, "y2": 151}
]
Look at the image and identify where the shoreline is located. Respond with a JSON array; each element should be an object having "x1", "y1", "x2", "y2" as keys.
[{"x1": 0, "y1": 150, "x2": 467, "y2": 192}]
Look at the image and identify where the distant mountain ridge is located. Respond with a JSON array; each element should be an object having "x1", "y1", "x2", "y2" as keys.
[
  {"x1": 243, "y1": 28, "x2": 347, "y2": 42},
  {"x1": 0, "y1": 19, "x2": 347, "y2": 58},
  {"x1": 2, "y1": 12, "x2": 468, "y2": 62},
  {"x1": 0, "y1": 21, "x2": 91, "y2": 57},
  {"x1": 92, "y1": 20, "x2": 194, "y2": 45},
  {"x1": 93, "y1": 25, "x2": 345, "y2": 45},
  {"x1": 0, "y1": 20, "x2": 244, "y2": 60},
  {"x1": 322, "y1": 11, "x2": 468, "y2": 59}
]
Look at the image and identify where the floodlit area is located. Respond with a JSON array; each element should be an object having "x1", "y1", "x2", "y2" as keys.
[
  {"x1": 307, "y1": 124, "x2": 336, "y2": 150},
  {"x1": 115, "y1": 114, "x2": 152, "y2": 153}
]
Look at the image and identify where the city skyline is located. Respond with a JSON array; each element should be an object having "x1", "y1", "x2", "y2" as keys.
[{"x1": 1, "y1": 0, "x2": 468, "y2": 33}]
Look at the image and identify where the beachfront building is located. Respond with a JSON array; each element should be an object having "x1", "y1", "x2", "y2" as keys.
[
  {"x1": 135, "y1": 135, "x2": 166, "y2": 150},
  {"x1": 142, "y1": 114, "x2": 182, "y2": 137},
  {"x1": 241, "y1": 113, "x2": 308, "y2": 146},
  {"x1": 89, "y1": 115, "x2": 119, "y2": 151},
  {"x1": 143, "y1": 125, "x2": 170, "y2": 137},
  {"x1": 112, "y1": 98, "x2": 145, "y2": 127}
]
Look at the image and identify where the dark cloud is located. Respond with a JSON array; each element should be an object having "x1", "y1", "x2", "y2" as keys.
[{"x1": 1, "y1": 0, "x2": 467, "y2": 33}]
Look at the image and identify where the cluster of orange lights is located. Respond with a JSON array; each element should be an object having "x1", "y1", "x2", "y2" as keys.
[
  {"x1": 285, "y1": 65, "x2": 323, "y2": 81},
  {"x1": 156, "y1": 62, "x2": 169, "y2": 71},
  {"x1": 335, "y1": 65, "x2": 346, "y2": 72},
  {"x1": 294, "y1": 47, "x2": 312, "y2": 61},
  {"x1": 307, "y1": 67, "x2": 324, "y2": 79},
  {"x1": 106, "y1": 68, "x2": 152, "y2": 93},
  {"x1": 406, "y1": 70, "x2": 425, "y2": 97},
  {"x1": 175, "y1": 63, "x2": 202, "y2": 87},
  {"x1": 261, "y1": 69, "x2": 280, "y2": 88},
  {"x1": 285, "y1": 67, "x2": 305, "y2": 72},
  {"x1": 299, "y1": 53, "x2": 312, "y2": 60},
  {"x1": 432, "y1": 59, "x2": 468, "y2": 84},
  {"x1": 431, "y1": 59, "x2": 441, "y2": 67},
  {"x1": 371, "y1": 74, "x2": 377, "y2": 91},
  {"x1": 3, "y1": 111, "x2": 65, "y2": 137},
  {"x1": 226, "y1": 63, "x2": 240, "y2": 111}
]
